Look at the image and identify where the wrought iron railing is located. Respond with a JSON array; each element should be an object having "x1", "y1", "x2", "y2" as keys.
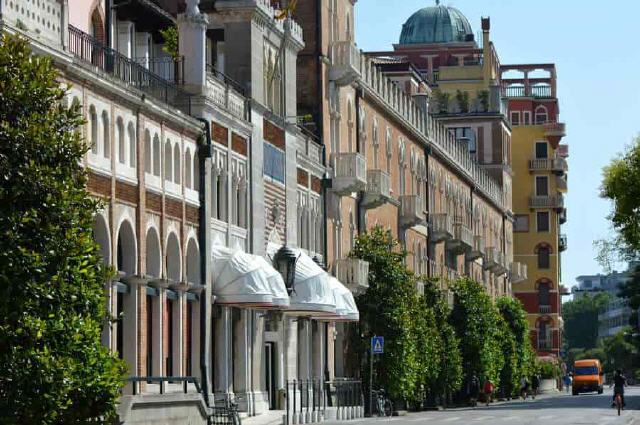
[
  {"x1": 67, "y1": 25, "x2": 192, "y2": 114},
  {"x1": 135, "y1": 56, "x2": 185, "y2": 85}
]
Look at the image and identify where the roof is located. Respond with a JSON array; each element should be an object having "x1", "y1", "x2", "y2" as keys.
[{"x1": 399, "y1": 4, "x2": 474, "y2": 45}]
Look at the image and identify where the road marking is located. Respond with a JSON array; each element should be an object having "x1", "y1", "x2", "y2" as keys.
[{"x1": 441, "y1": 417, "x2": 461, "y2": 422}]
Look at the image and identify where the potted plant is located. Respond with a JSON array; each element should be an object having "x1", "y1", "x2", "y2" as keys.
[
  {"x1": 477, "y1": 90, "x2": 490, "y2": 112},
  {"x1": 455, "y1": 90, "x2": 469, "y2": 113}
]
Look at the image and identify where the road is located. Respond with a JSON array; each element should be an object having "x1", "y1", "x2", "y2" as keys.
[{"x1": 332, "y1": 387, "x2": 640, "y2": 425}]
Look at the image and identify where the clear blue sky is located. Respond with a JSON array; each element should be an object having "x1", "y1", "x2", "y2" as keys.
[{"x1": 355, "y1": 0, "x2": 638, "y2": 290}]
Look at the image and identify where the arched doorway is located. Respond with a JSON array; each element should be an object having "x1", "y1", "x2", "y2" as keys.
[{"x1": 166, "y1": 232, "x2": 181, "y2": 282}]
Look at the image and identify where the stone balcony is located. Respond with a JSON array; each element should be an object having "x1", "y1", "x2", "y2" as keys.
[
  {"x1": 510, "y1": 261, "x2": 528, "y2": 283},
  {"x1": 430, "y1": 213, "x2": 453, "y2": 242},
  {"x1": 544, "y1": 122, "x2": 566, "y2": 138},
  {"x1": 539, "y1": 305, "x2": 552, "y2": 314},
  {"x1": 556, "y1": 174, "x2": 568, "y2": 192},
  {"x1": 466, "y1": 235, "x2": 485, "y2": 261},
  {"x1": 559, "y1": 234, "x2": 567, "y2": 252},
  {"x1": 335, "y1": 258, "x2": 370, "y2": 295},
  {"x1": 399, "y1": 195, "x2": 426, "y2": 228},
  {"x1": 361, "y1": 169, "x2": 392, "y2": 209},
  {"x1": 529, "y1": 194, "x2": 564, "y2": 209},
  {"x1": 528, "y1": 157, "x2": 568, "y2": 174},
  {"x1": 446, "y1": 220, "x2": 473, "y2": 254},
  {"x1": 484, "y1": 247, "x2": 503, "y2": 272},
  {"x1": 329, "y1": 40, "x2": 361, "y2": 86},
  {"x1": 332, "y1": 152, "x2": 367, "y2": 195}
]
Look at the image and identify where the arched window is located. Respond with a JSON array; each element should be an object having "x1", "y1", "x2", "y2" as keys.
[
  {"x1": 88, "y1": 106, "x2": 99, "y2": 155},
  {"x1": 173, "y1": 144, "x2": 181, "y2": 184},
  {"x1": 117, "y1": 118, "x2": 125, "y2": 164},
  {"x1": 116, "y1": 220, "x2": 137, "y2": 275},
  {"x1": 146, "y1": 227, "x2": 161, "y2": 279},
  {"x1": 128, "y1": 123, "x2": 136, "y2": 168},
  {"x1": 537, "y1": 245, "x2": 551, "y2": 269},
  {"x1": 152, "y1": 134, "x2": 160, "y2": 176},
  {"x1": 144, "y1": 130, "x2": 152, "y2": 173},
  {"x1": 535, "y1": 105, "x2": 548, "y2": 124},
  {"x1": 185, "y1": 149, "x2": 192, "y2": 189},
  {"x1": 164, "y1": 140, "x2": 172, "y2": 181},
  {"x1": 101, "y1": 111, "x2": 110, "y2": 159},
  {"x1": 193, "y1": 152, "x2": 200, "y2": 191},
  {"x1": 90, "y1": 7, "x2": 105, "y2": 43},
  {"x1": 166, "y1": 232, "x2": 181, "y2": 282}
]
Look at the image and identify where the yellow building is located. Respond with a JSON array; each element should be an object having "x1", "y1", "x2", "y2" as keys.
[{"x1": 502, "y1": 64, "x2": 568, "y2": 357}]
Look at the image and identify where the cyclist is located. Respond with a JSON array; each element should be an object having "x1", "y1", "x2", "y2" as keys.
[{"x1": 611, "y1": 370, "x2": 627, "y2": 409}]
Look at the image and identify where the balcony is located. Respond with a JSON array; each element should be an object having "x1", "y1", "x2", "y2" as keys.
[
  {"x1": 559, "y1": 234, "x2": 567, "y2": 252},
  {"x1": 399, "y1": 195, "x2": 426, "y2": 228},
  {"x1": 446, "y1": 220, "x2": 473, "y2": 254},
  {"x1": 443, "y1": 290, "x2": 455, "y2": 309},
  {"x1": 329, "y1": 41, "x2": 362, "y2": 86},
  {"x1": 529, "y1": 194, "x2": 564, "y2": 209},
  {"x1": 537, "y1": 339, "x2": 552, "y2": 350},
  {"x1": 528, "y1": 157, "x2": 568, "y2": 174},
  {"x1": 361, "y1": 169, "x2": 392, "y2": 209},
  {"x1": 446, "y1": 267, "x2": 460, "y2": 282},
  {"x1": 539, "y1": 304, "x2": 552, "y2": 314},
  {"x1": 466, "y1": 235, "x2": 486, "y2": 261},
  {"x1": 559, "y1": 207, "x2": 567, "y2": 224},
  {"x1": 430, "y1": 214, "x2": 453, "y2": 242},
  {"x1": 556, "y1": 175, "x2": 568, "y2": 193},
  {"x1": 484, "y1": 247, "x2": 502, "y2": 272},
  {"x1": 544, "y1": 122, "x2": 566, "y2": 139},
  {"x1": 332, "y1": 153, "x2": 367, "y2": 195},
  {"x1": 335, "y1": 258, "x2": 370, "y2": 295},
  {"x1": 510, "y1": 262, "x2": 528, "y2": 283}
]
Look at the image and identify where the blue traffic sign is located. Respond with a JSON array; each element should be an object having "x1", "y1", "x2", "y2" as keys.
[{"x1": 371, "y1": 336, "x2": 384, "y2": 354}]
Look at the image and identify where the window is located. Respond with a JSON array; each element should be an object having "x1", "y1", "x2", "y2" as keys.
[
  {"x1": 89, "y1": 106, "x2": 98, "y2": 154},
  {"x1": 102, "y1": 111, "x2": 110, "y2": 159},
  {"x1": 264, "y1": 44, "x2": 282, "y2": 116},
  {"x1": 264, "y1": 142, "x2": 285, "y2": 183},
  {"x1": 535, "y1": 176, "x2": 549, "y2": 196},
  {"x1": 514, "y1": 214, "x2": 529, "y2": 232},
  {"x1": 153, "y1": 135, "x2": 161, "y2": 176},
  {"x1": 538, "y1": 245, "x2": 550, "y2": 268},
  {"x1": 535, "y1": 141, "x2": 548, "y2": 159},
  {"x1": 510, "y1": 111, "x2": 520, "y2": 126},
  {"x1": 185, "y1": 149, "x2": 192, "y2": 189},
  {"x1": 174, "y1": 144, "x2": 181, "y2": 184},
  {"x1": 453, "y1": 127, "x2": 477, "y2": 154},
  {"x1": 523, "y1": 111, "x2": 531, "y2": 125},
  {"x1": 144, "y1": 131, "x2": 152, "y2": 173},
  {"x1": 535, "y1": 106, "x2": 548, "y2": 124},
  {"x1": 117, "y1": 118, "x2": 125, "y2": 164},
  {"x1": 536, "y1": 212, "x2": 550, "y2": 232},
  {"x1": 164, "y1": 140, "x2": 172, "y2": 181},
  {"x1": 538, "y1": 282, "x2": 550, "y2": 306},
  {"x1": 128, "y1": 123, "x2": 136, "y2": 168}
]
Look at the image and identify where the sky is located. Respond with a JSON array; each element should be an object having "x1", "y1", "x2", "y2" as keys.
[{"x1": 355, "y1": 0, "x2": 639, "y2": 290}]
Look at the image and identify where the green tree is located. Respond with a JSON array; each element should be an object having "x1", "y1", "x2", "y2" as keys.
[
  {"x1": 449, "y1": 278, "x2": 503, "y2": 387},
  {"x1": 0, "y1": 35, "x2": 126, "y2": 423},
  {"x1": 601, "y1": 330, "x2": 637, "y2": 374},
  {"x1": 563, "y1": 293, "x2": 611, "y2": 349},
  {"x1": 422, "y1": 280, "x2": 462, "y2": 403},
  {"x1": 349, "y1": 227, "x2": 440, "y2": 403}
]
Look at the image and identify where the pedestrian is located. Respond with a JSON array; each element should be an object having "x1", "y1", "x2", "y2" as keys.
[
  {"x1": 531, "y1": 374, "x2": 540, "y2": 399},
  {"x1": 563, "y1": 374, "x2": 572, "y2": 394},
  {"x1": 483, "y1": 379, "x2": 494, "y2": 406},
  {"x1": 520, "y1": 376, "x2": 529, "y2": 400},
  {"x1": 469, "y1": 373, "x2": 480, "y2": 407}
]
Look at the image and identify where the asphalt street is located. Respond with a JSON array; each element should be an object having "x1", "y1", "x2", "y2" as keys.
[{"x1": 327, "y1": 387, "x2": 640, "y2": 425}]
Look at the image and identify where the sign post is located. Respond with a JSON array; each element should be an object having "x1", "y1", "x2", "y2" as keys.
[{"x1": 369, "y1": 336, "x2": 384, "y2": 416}]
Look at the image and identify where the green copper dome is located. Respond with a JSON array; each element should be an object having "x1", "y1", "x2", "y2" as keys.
[{"x1": 400, "y1": 4, "x2": 474, "y2": 44}]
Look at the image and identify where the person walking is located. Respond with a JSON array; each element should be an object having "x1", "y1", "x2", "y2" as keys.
[
  {"x1": 520, "y1": 376, "x2": 530, "y2": 400},
  {"x1": 563, "y1": 374, "x2": 572, "y2": 394},
  {"x1": 483, "y1": 379, "x2": 494, "y2": 406},
  {"x1": 469, "y1": 373, "x2": 480, "y2": 407},
  {"x1": 531, "y1": 374, "x2": 540, "y2": 399}
]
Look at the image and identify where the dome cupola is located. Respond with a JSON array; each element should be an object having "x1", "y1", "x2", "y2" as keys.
[{"x1": 399, "y1": 1, "x2": 474, "y2": 45}]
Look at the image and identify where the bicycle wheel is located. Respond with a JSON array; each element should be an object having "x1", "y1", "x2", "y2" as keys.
[{"x1": 384, "y1": 399, "x2": 393, "y2": 417}]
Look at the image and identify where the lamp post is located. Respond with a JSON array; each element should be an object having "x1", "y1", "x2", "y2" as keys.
[{"x1": 273, "y1": 245, "x2": 299, "y2": 295}]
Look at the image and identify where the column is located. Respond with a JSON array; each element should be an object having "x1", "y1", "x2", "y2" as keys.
[
  {"x1": 171, "y1": 290, "x2": 185, "y2": 376},
  {"x1": 233, "y1": 308, "x2": 252, "y2": 412},
  {"x1": 177, "y1": 6, "x2": 208, "y2": 93},
  {"x1": 215, "y1": 306, "x2": 233, "y2": 398},
  {"x1": 251, "y1": 311, "x2": 267, "y2": 414},
  {"x1": 116, "y1": 21, "x2": 134, "y2": 58}
]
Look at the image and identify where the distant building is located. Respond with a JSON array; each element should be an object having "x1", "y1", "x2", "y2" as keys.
[
  {"x1": 598, "y1": 298, "x2": 633, "y2": 339},
  {"x1": 574, "y1": 268, "x2": 632, "y2": 299}
]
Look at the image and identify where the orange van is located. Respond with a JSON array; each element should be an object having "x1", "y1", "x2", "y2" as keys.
[{"x1": 572, "y1": 359, "x2": 603, "y2": 395}]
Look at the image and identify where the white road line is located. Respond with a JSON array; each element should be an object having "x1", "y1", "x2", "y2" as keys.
[{"x1": 441, "y1": 417, "x2": 461, "y2": 422}]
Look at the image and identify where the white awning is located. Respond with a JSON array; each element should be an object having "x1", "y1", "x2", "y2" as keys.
[
  {"x1": 254, "y1": 256, "x2": 289, "y2": 307},
  {"x1": 289, "y1": 250, "x2": 336, "y2": 315},
  {"x1": 314, "y1": 277, "x2": 360, "y2": 322},
  {"x1": 212, "y1": 245, "x2": 289, "y2": 308}
]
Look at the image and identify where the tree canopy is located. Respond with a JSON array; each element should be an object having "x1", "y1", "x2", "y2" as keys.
[
  {"x1": 563, "y1": 293, "x2": 611, "y2": 350},
  {"x1": 0, "y1": 35, "x2": 125, "y2": 423}
]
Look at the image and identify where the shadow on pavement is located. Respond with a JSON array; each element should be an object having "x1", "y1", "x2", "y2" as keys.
[{"x1": 444, "y1": 393, "x2": 640, "y2": 412}]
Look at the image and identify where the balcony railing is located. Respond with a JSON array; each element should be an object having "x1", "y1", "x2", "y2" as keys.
[
  {"x1": 335, "y1": 258, "x2": 370, "y2": 295},
  {"x1": 502, "y1": 84, "x2": 553, "y2": 98},
  {"x1": 466, "y1": 235, "x2": 486, "y2": 261},
  {"x1": 135, "y1": 56, "x2": 184, "y2": 85},
  {"x1": 447, "y1": 220, "x2": 473, "y2": 253},
  {"x1": 528, "y1": 157, "x2": 568, "y2": 173},
  {"x1": 332, "y1": 153, "x2": 367, "y2": 195},
  {"x1": 539, "y1": 305, "x2": 552, "y2": 314},
  {"x1": 205, "y1": 66, "x2": 247, "y2": 119},
  {"x1": 529, "y1": 194, "x2": 564, "y2": 209},
  {"x1": 510, "y1": 262, "x2": 528, "y2": 283},
  {"x1": 330, "y1": 41, "x2": 361, "y2": 86},
  {"x1": 556, "y1": 175, "x2": 568, "y2": 192},
  {"x1": 484, "y1": 247, "x2": 501, "y2": 271},
  {"x1": 430, "y1": 214, "x2": 453, "y2": 242},
  {"x1": 537, "y1": 339, "x2": 552, "y2": 350},
  {"x1": 544, "y1": 122, "x2": 566, "y2": 139},
  {"x1": 362, "y1": 169, "x2": 391, "y2": 209},
  {"x1": 399, "y1": 195, "x2": 426, "y2": 228},
  {"x1": 559, "y1": 234, "x2": 567, "y2": 252},
  {"x1": 67, "y1": 25, "x2": 192, "y2": 114}
]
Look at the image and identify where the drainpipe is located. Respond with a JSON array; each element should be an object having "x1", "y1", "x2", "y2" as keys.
[
  {"x1": 196, "y1": 117, "x2": 212, "y2": 408},
  {"x1": 105, "y1": 0, "x2": 112, "y2": 48}
]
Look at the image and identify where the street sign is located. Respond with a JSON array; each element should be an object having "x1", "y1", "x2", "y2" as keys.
[{"x1": 371, "y1": 336, "x2": 384, "y2": 354}]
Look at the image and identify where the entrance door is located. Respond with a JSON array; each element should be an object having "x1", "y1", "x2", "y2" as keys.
[{"x1": 264, "y1": 342, "x2": 276, "y2": 410}]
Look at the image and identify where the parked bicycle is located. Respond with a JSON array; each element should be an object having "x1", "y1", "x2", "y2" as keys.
[
  {"x1": 226, "y1": 396, "x2": 242, "y2": 425},
  {"x1": 372, "y1": 389, "x2": 393, "y2": 417}
]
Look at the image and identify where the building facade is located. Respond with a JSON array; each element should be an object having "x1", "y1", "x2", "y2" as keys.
[{"x1": 502, "y1": 64, "x2": 568, "y2": 357}]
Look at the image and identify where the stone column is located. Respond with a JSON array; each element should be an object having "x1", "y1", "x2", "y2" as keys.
[
  {"x1": 215, "y1": 306, "x2": 233, "y2": 398},
  {"x1": 251, "y1": 311, "x2": 267, "y2": 414},
  {"x1": 116, "y1": 21, "x2": 134, "y2": 58},
  {"x1": 177, "y1": 8, "x2": 209, "y2": 93},
  {"x1": 233, "y1": 308, "x2": 252, "y2": 413}
]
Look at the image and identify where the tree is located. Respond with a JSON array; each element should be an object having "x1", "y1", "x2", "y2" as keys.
[
  {"x1": 601, "y1": 136, "x2": 640, "y2": 259},
  {"x1": 422, "y1": 280, "x2": 462, "y2": 403},
  {"x1": 0, "y1": 35, "x2": 125, "y2": 423},
  {"x1": 449, "y1": 278, "x2": 503, "y2": 388},
  {"x1": 497, "y1": 297, "x2": 535, "y2": 398},
  {"x1": 563, "y1": 293, "x2": 611, "y2": 350},
  {"x1": 601, "y1": 330, "x2": 637, "y2": 374},
  {"x1": 349, "y1": 227, "x2": 441, "y2": 404}
]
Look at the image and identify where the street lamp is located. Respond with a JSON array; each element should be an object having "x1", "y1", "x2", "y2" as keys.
[{"x1": 273, "y1": 245, "x2": 299, "y2": 295}]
